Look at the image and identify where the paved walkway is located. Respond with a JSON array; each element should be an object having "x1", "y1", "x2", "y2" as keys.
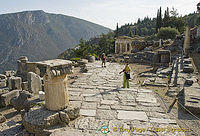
[{"x1": 52, "y1": 61, "x2": 185, "y2": 136}]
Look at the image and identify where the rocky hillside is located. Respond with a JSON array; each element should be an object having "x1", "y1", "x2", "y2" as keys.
[{"x1": 0, "y1": 10, "x2": 111, "y2": 73}]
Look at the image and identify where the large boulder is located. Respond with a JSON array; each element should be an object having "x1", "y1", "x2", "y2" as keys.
[
  {"x1": 1, "y1": 90, "x2": 20, "y2": 106},
  {"x1": 27, "y1": 72, "x2": 42, "y2": 94}
]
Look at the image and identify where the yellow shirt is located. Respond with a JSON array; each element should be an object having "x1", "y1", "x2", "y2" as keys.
[{"x1": 124, "y1": 65, "x2": 130, "y2": 73}]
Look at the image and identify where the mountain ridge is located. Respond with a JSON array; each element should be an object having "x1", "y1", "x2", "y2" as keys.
[{"x1": 0, "y1": 10, "x2": 111, "y2": 73}]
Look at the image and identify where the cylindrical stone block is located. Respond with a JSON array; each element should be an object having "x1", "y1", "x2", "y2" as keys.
[{"x1": 44, "y1": 75, "x2": 69, "y2": 111}]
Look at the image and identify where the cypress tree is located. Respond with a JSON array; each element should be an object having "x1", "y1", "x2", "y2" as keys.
[
  {"x1": 115, "y1": 23, "x2": 119, "y2": 38},
  {"x1": 163, "y1": 7, "x2": 170, "y2": 27},
  {"x1": 128, "y1": 27, "x2": 133, "y2": 37},
  {"x1": 156, "y1": 7, "x2": 163, "y2": 32}
]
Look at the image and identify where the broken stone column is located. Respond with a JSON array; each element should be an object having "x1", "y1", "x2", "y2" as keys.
[
  {"x1": 159, "y1": 39, "x2": 162, "y2": 47},
  {"x1": 27, "y1": 72, "x2": 42, "y2": 94},
  {"x1": 21, "y1": 59, "x2": 79, "y2": 135},
  {"x1": 42, "y1": 59, "x2": 73, "y2": 111},
  {"x1": 183, "y1": 26, "x2": 190, "y2": 57},
  {"x1": 8, "y1": 77, "x2": 22, "y2": 90}
]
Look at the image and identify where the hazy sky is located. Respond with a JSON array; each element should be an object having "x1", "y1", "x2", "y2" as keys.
[{"x1": 0, "y1": 0, "x2": 199, "y2": 29}]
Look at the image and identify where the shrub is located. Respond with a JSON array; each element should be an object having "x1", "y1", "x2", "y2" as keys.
[
  {"x1": 157, "y1": 27, "x2": 180, "y2": 40},
  {"x1": 70, "y1": 58, "x2": 81, "y2": 62}
]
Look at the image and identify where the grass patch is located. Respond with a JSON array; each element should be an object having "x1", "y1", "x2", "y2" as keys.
[
  {"x1": 154, "y1": 89, "x2": 159, "y2": 94},
  {"x1": 71, "y1": 58, "x2": 81, "y2": 62}
]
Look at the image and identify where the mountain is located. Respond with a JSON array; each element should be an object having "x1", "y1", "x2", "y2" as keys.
[{"x1": 0, "y1": 10, "x2": 111, "y2": 73}]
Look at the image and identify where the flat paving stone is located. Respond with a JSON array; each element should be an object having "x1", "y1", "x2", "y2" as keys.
[
  {"x1": 84, "y1": 97, "x2": 101, "y2": 102},
  {"x1": 101, "y1": 100, "x2": 118, "y2": 105},
  {"x1": 97, "y1": 105, "x2": 111, "y2": 110},
  {"x1": 117, "y1": 110, "x2": 148, "y2": 121},
  {"x1": 81, "y1": 102, "x2": 97, "y2": 109},
  {"x1": 96, "y1": 109, "x2": 117, "y2": 120},
  {"x1": 80, "y1": 109, "x2": 96, "y2": 117},
  {"x1": 149, "y1": 118, "x2": 177, "y2": 124}
]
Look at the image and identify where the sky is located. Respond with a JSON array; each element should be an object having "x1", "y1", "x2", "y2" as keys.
[{"x1": 0, "y1": 0, "x2": 199, "y2": 29}]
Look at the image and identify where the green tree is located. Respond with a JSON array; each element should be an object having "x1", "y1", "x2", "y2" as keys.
[
  {"x1": 156, "y1": 7, "x2": 163, "y2": 32},
  {"x1": 170, "y1": 7, "x2": 178, "y2": 17},
  {"x1": 163, "y1": 7, "x2": 170, "y2": 27},
  {"x1": 128, "y1": 27, "x2": 133, "y2": 37},
  {"x1": 157, "y1": 27, "x2": 180, "y2": 39},
  {"x1": 73, "y1": 38, "x2": 88, "y2": 58}
]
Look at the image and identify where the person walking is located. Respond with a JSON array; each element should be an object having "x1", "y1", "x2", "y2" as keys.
[
  {"x1": 101, "y1": 53, "x2": 106, "y2": 67},
  {"x1": 119, "y1": 61, "x2": 131, "y2": 88}
]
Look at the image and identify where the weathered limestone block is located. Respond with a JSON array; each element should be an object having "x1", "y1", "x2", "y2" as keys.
[
  {"x1": 22, "y1": 105, "x2": 80, "y2": 135},
  {"x1": 39, "y1": 91, "x2": 45, "y2": 101},
  {"x1": 10, "y1": 90, "x2": 33, "y2": 112},
  {"x1": 88, "y1": 56, "x2": 95, "y2": 63},
  {"x1": 59, "y1": 111, "x2": 70, "y2": 124},
  {"x1": 183, "y1": 66, "x2": 194, "y2": 73},
  {"x1": 78, "y1": 59, "x2": 88, "y2": 65},
  {"x1": 0, "y1": 113, "x2": 6, "y2": 123},
  {"x1": 183, "y1": 87, "x2": 200, "y2": 114},
  {"x1": 17, "y1": 56, "x2": 29, "y2": 80},
  {"x1": 4, "y1": 70, "x2": 16, "y2": 77},
  {"x1": 27, "y1": 72, "x2": 42, "y2": 94},
  {"x1": 0, "y1": 88, "x2": 9, "y2": 96},
  {"x1": 22, "y1": 81, "x2": 28, "y2": 90},
  {"x1": 0, "y1": 81, "x2": 6, "y2": 88},
  {"x1": 183, "y1": 58, "x2": 192, "y2": 64},
  {"x1": 63, "y1": 105, "x2": 80, "y2": 120},
  {"x1": 1, "y1": 90, "x2": 20, "y2": 106},
  {"x1": 185, "y1": 79, "x2": 193, "y2": 86},
  {"x1": 0, "y1": 74, "x2": 7, "y2": 80},
  {"x1": 8, "y1": 77, "x2": 22, "y2": 90}
]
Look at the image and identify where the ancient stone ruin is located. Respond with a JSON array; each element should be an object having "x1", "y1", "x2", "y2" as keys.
[
  {"x1": 0, "y1": 57, "x2": 80, "y2": 135},
  {"x1": 115, "y1": 36, "x2": 133, "y2": 54},
  {"x1": 130, "y1": 49, "x2": 171, "y2": 67}
]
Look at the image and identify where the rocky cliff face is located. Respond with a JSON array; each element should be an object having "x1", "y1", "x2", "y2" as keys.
[{"x1": 0, "y1": 10, "x2": 111, "y2": 73}]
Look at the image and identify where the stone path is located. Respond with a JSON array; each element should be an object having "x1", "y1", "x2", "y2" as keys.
[{"x1": 51, "y1": 61, "x2": 185, "y2": 136}]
